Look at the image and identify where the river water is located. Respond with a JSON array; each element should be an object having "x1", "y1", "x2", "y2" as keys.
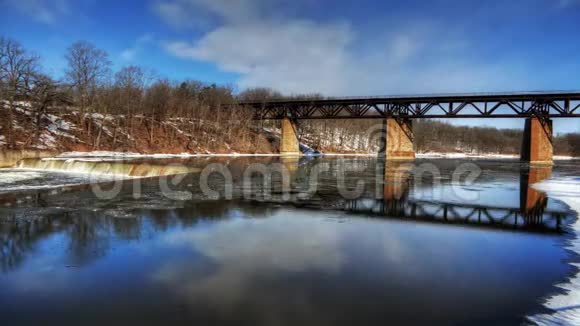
[{"x1": 0, "y1": 157, "x2": 579, "y2": 325}]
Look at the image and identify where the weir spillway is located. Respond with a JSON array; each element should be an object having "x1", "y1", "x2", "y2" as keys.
[{"x1": 14, "y1": 158, "x2": 200, "y2": 178}]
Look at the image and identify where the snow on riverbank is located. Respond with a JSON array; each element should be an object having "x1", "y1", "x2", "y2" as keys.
[
  {"x1": 534, "y1": 178, "x2": 580, "y2": 213},
  {"x1": 529, "y1": 177, "x2": 580, "y2": 325},
  {"x1": 53, "y1": 151, "x2": 578, "y2": 160},
  {"x1": 53, "y1": 151, "x2": 292, "y2": 160},
  {"x1": 417, "y1": 152, "x2": 578, "y2": 160},
  {"x1": 53, "y1": 151, "x2": 346, "y2": 160}
]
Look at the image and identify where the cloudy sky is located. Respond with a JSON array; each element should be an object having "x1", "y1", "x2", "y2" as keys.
[{"x1": 1, "y1": 0, "x2": 579, "y2": 131}]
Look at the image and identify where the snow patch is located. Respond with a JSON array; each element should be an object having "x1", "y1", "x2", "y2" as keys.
[
  {"x1": 55, "y1": 151, "x2": 304, "y2": 159},
  {"x1": 58, "y1": 151, "x2": 143, "y2": 158},
  {"x1": 417, "y1": 152, "x2": 520, "y2": 159},
  {"x1": 529, "y1": 177, "x2": 580, "y2": 325}
]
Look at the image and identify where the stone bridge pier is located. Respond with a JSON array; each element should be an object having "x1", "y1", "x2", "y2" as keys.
[
  {"x1": 521, "y1": 117, "x2": 553, "y2": 165},
  {"x1": 280, "y1": 117, "x2": 301, "y2": 156},
  {"x1": 277, "y1": 115, "x2": 556, "y2": 163},
  {"x1": 245, "y1": 91, "x2": 578, "y2": 160},
  {"x1": 278, "y1": 117, "x2": 417, "y2": 159},
  {"x1": 379, "y1": 118, "x2": 416, "y2": 160}
]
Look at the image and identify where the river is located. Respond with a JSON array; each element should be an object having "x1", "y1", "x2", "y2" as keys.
[{"x1": 0, "y1": 157, "x2": 578, "y2": 325}]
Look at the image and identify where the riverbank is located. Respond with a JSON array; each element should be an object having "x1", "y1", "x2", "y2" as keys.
[
  {"x1": 3, "y1": 102, "x2": 579, "y2": 159},
  {"x1": 36, "y1": 150, "x2": 580, "y2": 160},
  {"x1": 529, "y1": 177, "x2": 580, "y2": 325},
  {"x1": 0, "y1": 150, "x2": 577, "y2": 168}
]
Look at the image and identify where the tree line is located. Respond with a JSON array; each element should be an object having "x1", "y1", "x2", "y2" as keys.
[
  {"x1": 414, "y1": 120, "x2": 580, "y2": 156},
  {"x1": 0, "y1": 37, "x2": 263, "y2": 152},
  {"x1": 1, "y1": 36, "x2": 578, "y2": 156}
]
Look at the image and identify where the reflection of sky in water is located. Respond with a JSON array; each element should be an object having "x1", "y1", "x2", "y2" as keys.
[
  {"x1": 408, "y1": 160, "x2": 572, "y2": 212},
  {"x1": 0, "y1": 158, "x2": 578, "y2": 325},
  {"x1": 0, "y1": 206, "x2": 573, "y2": 325}
]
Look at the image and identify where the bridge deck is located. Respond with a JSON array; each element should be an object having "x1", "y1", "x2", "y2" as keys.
[{"x1": 237, "y1": 91, "x2": 580, "y2": 119}]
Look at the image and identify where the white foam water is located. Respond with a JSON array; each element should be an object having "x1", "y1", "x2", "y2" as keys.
[
  {"x1": 14, "y1": 158, "x2": 198, "y2": 178},
  {"x1": 0, "y1": 171, "x2": 45, "y2": 184},
  {"x1": 528, "y1": 177, "x2": 580, "y2": 325},
  {"x1": 0, "y1": 169, "x2": 120, "y2": 194}
]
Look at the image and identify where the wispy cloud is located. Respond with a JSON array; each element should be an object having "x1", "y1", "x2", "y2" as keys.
[
  {"x1": 163, "y1": 21, "x2": 356, "y2": 94},
  {"x1": 156, "y1": 0, "x2": 532, "y2": 95},
  {"x1": 120, "y1": 34, "x2": 154, "y2": 62},
  {"x1": 1, "y1": 0, "x2": 70, "y2": 24},
  {"x1": 152, "y1": 0, "x2": 282, "y2": 28},
  {"x1": 557, "y1": 0, "x2": 580, "y2": 8},
  {"x1": 152, "y1": 1, "x2": 197, "y2": 29}
]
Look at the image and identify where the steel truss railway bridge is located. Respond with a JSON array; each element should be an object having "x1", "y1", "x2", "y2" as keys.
[{"x1": 238, "y1": 91, "x2": 580, "y2": 163}]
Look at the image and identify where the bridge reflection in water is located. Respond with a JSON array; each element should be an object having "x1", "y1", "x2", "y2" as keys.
[
  {"x1": 331, "y1": 162, "x2": 566, "y2": 234},
  {"x1": 0, "y1": 158, "x2": 573, "y2": 273}
]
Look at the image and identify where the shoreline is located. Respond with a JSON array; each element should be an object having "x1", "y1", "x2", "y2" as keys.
[
  {"x1": 528, "y1": 177, "x2": 580, "y2": 324},
  {"x1": 47, "y1": 151, "x2": 579, "y2": 160}
]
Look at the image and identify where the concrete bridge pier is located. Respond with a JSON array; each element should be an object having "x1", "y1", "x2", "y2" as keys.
[
  {"x1": 280, "y1": 117, "x2": 301, "y2": 156},
  {"x1": 521, "y1": 117, "x2": 553, "y2": 165},
  {"x1": 379, "y1": 118, "x2": 416, "y2": 160},
  {"x1": 520, "y1": 166, "x2": 552, "y2": 223}
]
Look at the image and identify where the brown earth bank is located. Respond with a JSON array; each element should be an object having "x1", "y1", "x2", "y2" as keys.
[
  {"x1": 0, "y1": 103, "x2": 275, "y2": 155},
  {"x1": 0, "y1": 103, "x2": 578, "y2": 157}
]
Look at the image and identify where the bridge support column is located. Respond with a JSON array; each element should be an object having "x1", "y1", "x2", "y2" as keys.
[
  {"x1": 380, "y1": 118, "x2": 415, "y2": 160},
  {"x1": 280, "y1": 117, "x2": 300, "y2": 156},
  {"x1": 521, "y1": 117, "x2": 553, "y2": 165},
  {"x1": 520, "y1": 166, "x2": 552, "y2": 223}
]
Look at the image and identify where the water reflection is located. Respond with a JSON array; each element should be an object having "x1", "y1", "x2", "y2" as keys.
[
  {"x1": 521, "y1": 166, "x2": 552, "y2": 219},
  {"x1": 0, "y1": 158, "x2": 578, "y2": 325},
  {"x1": 0, "y1": 159, "x2": 575, "y2": 273},
  {"x1": 244, "y1": 159, "x2": 569, "y2": 233},
  {"x1": 344, "y1": 164, "x2": 565, "y2": 233}
]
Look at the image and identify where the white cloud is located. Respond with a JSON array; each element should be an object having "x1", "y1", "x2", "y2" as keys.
[
  {"x1": 2, "y1": 0, "x2": 70, "y2": 24},
  {"x1": 156, "y1": 0, "x2": 531, "y2": 95},
  {"x1": 164, "y1": 20, "x2": 354, "y2": 94}
]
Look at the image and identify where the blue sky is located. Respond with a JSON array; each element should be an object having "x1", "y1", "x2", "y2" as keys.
[{"x1": 1, "y1": 0, "x2": 579, "y2": 133}]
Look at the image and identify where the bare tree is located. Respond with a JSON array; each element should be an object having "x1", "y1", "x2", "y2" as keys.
[
  {"x1": 114, "y1": 66, "x2": 148, "y2": 139},
  {"x1": 64, "y1": 41, "x2": 111, "y2": 129},
  {"x1": 238, "y1": 87, "x2": 283, "y2": 102},
  {"x1": 29, "y1": 74, "x2": 69, "y2": 145},
  {"x1": 0, "y1": 37, "x2": 40, "y2": 148},
  {"x1": 143, "y1": 79, "x2": 172, "y2": 144}
]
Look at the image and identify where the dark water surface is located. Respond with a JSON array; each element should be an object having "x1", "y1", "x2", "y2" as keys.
[{"x1": 0, "y1": 158, "x2": 578, "y2": 325}]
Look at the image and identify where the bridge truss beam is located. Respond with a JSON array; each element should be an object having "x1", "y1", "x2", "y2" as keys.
[{"x1": 240, "y1": 92, "x2": 580, "y2": 120}]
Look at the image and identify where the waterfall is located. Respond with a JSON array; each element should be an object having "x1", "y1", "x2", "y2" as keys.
[
  {"x1": 0, "y1": 150, "x2": 56, "y2": 168},
  {"x1": 14, "y1": 158, "x2": 199, "y2": 177}
]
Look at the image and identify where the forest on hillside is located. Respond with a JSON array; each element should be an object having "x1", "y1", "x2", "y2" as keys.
[
  {"x1": 1, "y1": 36, "x2": 579, "y2": 156},
  {"x1": 0, "y1": 36, "x2": 270, "y2": 153}
]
